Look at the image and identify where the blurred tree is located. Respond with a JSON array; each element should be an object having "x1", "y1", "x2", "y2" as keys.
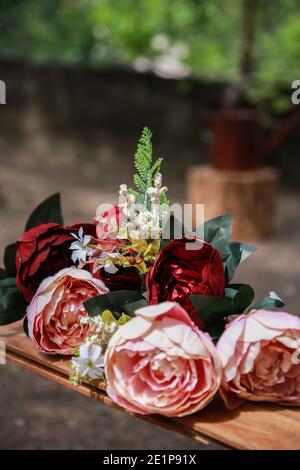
[{"x1": 0, "y1": 0, "x2": 299, "y2": 106}]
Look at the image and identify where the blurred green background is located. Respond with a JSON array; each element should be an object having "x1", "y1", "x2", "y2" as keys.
[{"x1": 1, "y1": 0, "x2": 300, "y2": 109}]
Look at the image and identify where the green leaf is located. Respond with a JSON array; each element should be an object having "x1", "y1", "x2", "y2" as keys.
[
  {"x1": 226, "y1": 284, "x2": 255, "y2": 314},
  {"x1": 205, "y1": 321, "x2": 227, "y2": 342},
  {"x1": 0, "y1": 277, "x2": 27, "y2": 325},
  {"x1": 196, "y1": 214, "x2": 256, "y2": 282},
  {"x1": 195, "y1": 214, "x2": 233, "y2": 274},
  {"x1": 23, "y1": 316, "x2": 29, "y2": 337},
  {"x1": 4, "y1": 243, "x2": 17, "y2": 277},
  {"x1": 251, "y1": 291, "x2": 285, "y2": 311},
  {"x1": 25, "y1": 193, "x2": 63, "y2": 231},
  {"x1": 223, "y1": 287, "x2": 238, "y2": 300},
  {"x1": 133, "y1": 174, "x2": 147, "y2": 193},
  {"x1": 224, "y1": 241, "x2": 257, "y2": 282},
  {"x1": 118, "y1": 313, "x2": 132, "y2": 325},
  {"x1": 150, "y1": 157, "x2": 163, "y2": 178},
  {"x1": 234, "y1": 242, "x2": 257, "y2": 263},
  {"x1": 101, "y1": 309, "x2": 132, "y2": 326},
  {"x1": 101, "y1": 309, "x2": 116, "y2": 324},
  {"x1": 0, "y1": 268, "x2": 8, "y2": 280},
  {"x1": 123, "y1": 298, "x2": 148, "y2": 315},
  {"x1": 197, "y1": 213, "x2": 232, "y2": 245},
  {"x1": 138, "y1": 273, "x2": 147, "y2": 293},
  {"x1": 134, "y1": 127, "x2": 152, "y2": 182},
  {"x1": 191, "y1": 283, "x2": 255, "y2": 329},
  {"x1": 84, "y1": 290, "x2": 145, "y2": 318},
  {"x1": 0, "y1": 276, "x2": 17, "y2": 294},
  {"x1": 190, "y1": 295, "x2": 232, "y2": 328}
]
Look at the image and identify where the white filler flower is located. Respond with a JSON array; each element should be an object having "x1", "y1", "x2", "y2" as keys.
[
  {"x1": 70, "y1": 226, "x2": 93, "y2": 265},
  {"x1": 71, "y1": 342, "x2": 105, "y2": 380}
]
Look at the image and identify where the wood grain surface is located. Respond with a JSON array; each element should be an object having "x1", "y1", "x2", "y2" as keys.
[{"x1": 1, "y1": 321, "x2": 300, "y2": 450}]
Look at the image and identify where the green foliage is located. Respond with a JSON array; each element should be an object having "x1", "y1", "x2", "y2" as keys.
[
  {"x1": 23, "y1": 316, "x2": 29, "y2": 337},
  {"x1": 130, "y1": 127, "x2": 164, "y2": 209},
  {"x1": 196, "y1": 213, "x2": 256, "y2": 282},
  {"x1": 0, "y1": 269, "x2": 8, "y2": 280},
  {"x1": 101, "y1": 309, "x2": 132, "y2": 326},
  {"x1": 250, "y1": 291, "x2": 285, "y2": 311},
  {"x1": 191, "y1": 284, "x2": 254, "y2": 324},
  {"x1": 190, "y1": 295, "x2": 233, "y2": 329},
  {"x1": 0, "y1": 277, "x2": 27, "y2": 325},
  {"x1": 4, "y1": 243, "x2": 17, "y2": 277},
  {"x1": 122, "y1": 298, "x2": 148, "y2": 316},
  {"x1": 84, "y1": 290, "x2": 145, "y2": 319},
  {"x1": 25, "y1": 193, "x2": 63, "y2": 231},
  {"x1": 191, "y1": 284, "x2": 285, "y2": 342},
  {"x1": 191, "y1": 283, "x2": 254, "y2": 341},
  {"x1": 134, "y1": 127, "x2": 153, "y2": 180},
  {"x1": 0, "y1": 1, "x2": 299, "y2": 105}
]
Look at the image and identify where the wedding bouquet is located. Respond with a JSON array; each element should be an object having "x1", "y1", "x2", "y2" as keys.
[{"x1": 1, "y1": 127, "x2": 300, "y2": 417}]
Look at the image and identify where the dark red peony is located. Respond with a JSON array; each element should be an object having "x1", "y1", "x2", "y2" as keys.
[
  {"x1": 92, "y1": 266, "x2": 141, "y2": 292},
  {"x1": 146, "y1": 237, "x2": 225, "y2": 328},
  {"x1": 16, "y1": 222, "x2": 96, "y2": 303}
]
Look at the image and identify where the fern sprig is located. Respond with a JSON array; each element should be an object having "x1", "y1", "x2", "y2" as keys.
[
  {"x1": 134, "y1": 127, "x2": 152, "y2": 182},
  {"x1": 130, "y1": 127, "x2": 166, "y2": 209},
  {"x1": 133, "y1": 174, "x2": 147, "y2": 193}
]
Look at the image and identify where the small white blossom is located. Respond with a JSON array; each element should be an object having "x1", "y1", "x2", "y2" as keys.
[
  {"x1": 71, "y1": 342, "x2": 105, "y2": 380},
  {"x1": 70, "y1": 226, "x2": 93, "y2": 265},
  {"x1": 117, "y1": 174, "x2": 168, "y2": 240},
  {"x1": 96, "y1": 173, "x2": 168, "y2": 241},
  {"x1": 78, "y1": 314, "x2": 119, "y2": 348},
  {"x1": 146, "y1": 173, "x2": 168, "y2": 204},
  {"x1": 119, "y1": 184, "x2": 135, "y2": 209}
]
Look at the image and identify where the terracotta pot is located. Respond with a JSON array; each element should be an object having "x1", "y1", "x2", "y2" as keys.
[{"x1": 211, "y1": 110, "x2": 262, "y2": 171}]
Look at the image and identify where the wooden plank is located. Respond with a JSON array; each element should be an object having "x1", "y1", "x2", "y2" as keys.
[{"x1": 1, "y1": 321, "x2": 300, "y2": 450}]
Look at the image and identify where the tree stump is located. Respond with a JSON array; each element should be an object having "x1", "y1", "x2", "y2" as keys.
[{"x1": 186, "y1": 165, "x2": 279, "y2": 241}]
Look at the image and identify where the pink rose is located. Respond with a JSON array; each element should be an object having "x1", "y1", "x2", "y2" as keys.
[
  {"x1": 105, "y1": 302, "x2": 222, "y2": 417},
  {"x1": 27, "y1": 267, "x2": 109, "y2": 355},
  {"x1": 217, "y1": 310, "x2": 300, "y2": 408}
]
